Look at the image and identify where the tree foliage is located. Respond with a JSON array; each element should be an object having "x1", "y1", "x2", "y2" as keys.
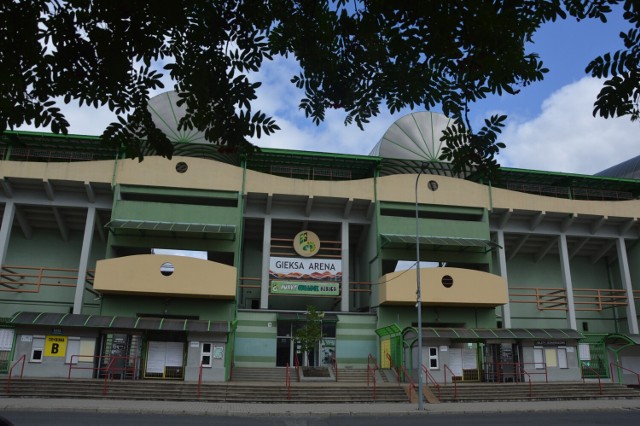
[
  {"x1": 1, "y1": 1, "x2": 638, "y2": 176},
  {"x1": 294, "y1": 305, "x2": 323, "y2": 366}
]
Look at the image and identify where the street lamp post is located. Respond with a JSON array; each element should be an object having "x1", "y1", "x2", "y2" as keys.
[{"x1": 415, "y1": 164, "x2": 437, "y2": 411}]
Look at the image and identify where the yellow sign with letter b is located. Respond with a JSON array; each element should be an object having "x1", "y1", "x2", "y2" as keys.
[{"x1": 44, "y1": 335, "x2": 67, "y2": 357}]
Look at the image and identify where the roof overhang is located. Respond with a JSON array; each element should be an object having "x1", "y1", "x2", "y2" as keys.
[
  {"x1": 603, "y1": 333, "x2": 640, "y2": 346},
  {"x1": 381, "y1": 234, "x2": 500, "y2": 253},
  {"x1": 276, "y1": 313, "x2": 339, "y2": 322},
  {"x1": 402, "y1": 327, "x2": 583, "y2": 342},
  {"x1": 375, "y1": 324, "x2": 402, "y2": 337},
  {"x1": 105, "y1": 219, "x2": 236, "y2": 240},
  {"x1": 7, "y1": 312, "x2": 230, "y2": 333}
]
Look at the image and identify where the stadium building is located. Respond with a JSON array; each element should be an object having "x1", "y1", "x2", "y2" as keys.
[{"x1": 1, "y1": 101, "x2": 639, "y2": 386}]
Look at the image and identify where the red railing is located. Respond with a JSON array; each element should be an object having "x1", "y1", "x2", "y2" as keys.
[
  {"x1": 521, "y1": 368, "x2": 533, "y2": 398},
  {"x1": 103, "y1": 357, "x2": 117, "y2": 396},
  {"x1": 509, "y1": 286, "x2": 629, "y2": 311},
  {"x1": 582, "y1": 364, "x2": 603, "y2": 395},
  {"x1": 285, "y1": 362, "x2": 291, "y2": 400},
  {"x1": 293, "y1": 353, "x2": 301, "y2": 382},
  {"x1": 483, "y1": 362, "x2": 548, "y2": 383},
  {"x1": 398, "y1": 363, "x2": 418, "y2": 402},
  {"x1": 6, "y1": 354, "x2": 26, "y2": 395},
  {"x1": 198, "y1": 360, "x2": 205, "y2": 399},
  {"x1": 68, "y1": 355, "x2": 137, "y2": 380},
  {"x1": 0, "y1": 265, "x2": 96, "y2": 293},
  {"x1": 331, "y1": 355, "x2": 338, "y2": 382},
  {"x1": 609, "y1": 362, "x2": 640, "y2": 386},
  {"x1": 442, "y1": 364, "x2": 458, "y2": 400},
  {"x1": 385, "y1": 353, "x2": 401, "y2": 385},
  {"x1": 367, "y1": 354, "x2": 378, "y2": 400},
  {"x1": 422, "y1": 365, "x2": 441, "y2": 402}
]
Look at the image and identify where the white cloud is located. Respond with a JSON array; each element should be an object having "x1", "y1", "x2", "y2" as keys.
[
  {"x1": 248, "y1": 55, "x2": 404, "y2": 155},
  {"x1": 499, "y1": 77, "x2": 640, "y2": 175}
]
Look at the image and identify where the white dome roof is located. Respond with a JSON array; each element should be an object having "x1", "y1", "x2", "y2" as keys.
[
  {"x1": 369, "y1": 111, "x2": 452, "y2": 161},
  {"x1": 147, "y1": 91, "x2": 207, "y2": 144}
]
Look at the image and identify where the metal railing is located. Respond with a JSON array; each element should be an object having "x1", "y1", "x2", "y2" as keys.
[
  {"x1": 68, "y1": 355, "x2": 137, "y2": 380},
  {"x1": 442, "y1": 364, "x2": 458, "y2": 400},
  {"x1": 294, "y1": 353, "x2": 301, "y2": 382},
  {"x1": 398, "y1": 364, "x2": 416, "y2": 402},
  {"x1": 509, "y1": 286, "x2": 629, "y2": 311},
  {"x1": 482, "y1": 362, "x2": 548, "y2": 383},
  {"x1": 367, "y1": 354, "x2": 378, "y2": 400},
  {"x1": 0, "y1": 265, "x2": 96, "y2": 294},
  {"x1": 521, "y1": 368, "x2": 533, "y2": 398},
  {"x1": 6, "y1": 354, "x2": 26, "y2": 396},
  {"x1": 385, "y1": 353, "x2": 401, "y2": 386},
  {"x1": 331, "y1": 355, "x2": 338, "y2": 382},
  {"x1": 582, "y1": 364, "x2": 603, "y2": 395},
  {"x1": 609, "y1": 362, "x2": 640, "y2": 386},
  {"x1": 285, "y1": 362, "x2": 291, "y2": 400},
  {"x1": 198, "y1": 360, "x2": 205, "y2": 400},
  {"x1": 422, "y1": 365, "x2": 440, "y2": 402}
]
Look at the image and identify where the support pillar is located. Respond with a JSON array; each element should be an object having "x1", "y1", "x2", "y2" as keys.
[
  {"x1": 73, "y1": 207, "x2": 95, "y2": 314},
  {"x1": 0, "y1": 201, "x2": 16, "y2": 265},
  {"x1": 558, "y1": 234, "x2": 577, "y2": 330},
  {"x1": 340, "y1": 221, "x2": 350, "y2": 312},
  {"x1": 616, "y1": 237, "x2": 639, "y2": 334},
  {"x1": 260, "y1": 217, "x2": 272, "y2": 309},
  {"x1": 496, "y1": 230, "x2": 512, "y2": 328}
]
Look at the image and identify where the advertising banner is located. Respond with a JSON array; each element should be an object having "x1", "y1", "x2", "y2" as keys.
[
  {"x1": 270, "y1": 281, "x2": 340, "y2": 296},
  {"x1": 269, "y1": 257, "x2": 342, "y2": 280}
]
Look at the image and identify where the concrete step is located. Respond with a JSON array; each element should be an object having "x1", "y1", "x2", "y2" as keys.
[
  {"x1": 2, "y1": 378, "x2": 410, "y2": 403},
  {"x1": 231, "y1": 367, "x2": 289, "y2": 382},
  {"x1": 428, "y1": 382, "x2": 640, "y2": 402}
]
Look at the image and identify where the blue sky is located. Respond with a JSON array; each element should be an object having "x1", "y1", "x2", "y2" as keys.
[
  {"x1": 245, "y1": 5, "x2": 639, "y2": 174},
  {"x1": 18, "y1": 7, "x2": 639, "y2": 175}
]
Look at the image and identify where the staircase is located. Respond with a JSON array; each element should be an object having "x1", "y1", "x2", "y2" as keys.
[
  {"x1": 231, "y1": 367, "x2": 291, "y2": 382},
  {"x1": 429, "y1": 382, "x2": 640, "y2": 402},
  {"x1": 2, "y1": 377, "x2": 410, "y2": 403},
  {"x1": 333, "y1": 367, "x2": 370, "y2": 383}
]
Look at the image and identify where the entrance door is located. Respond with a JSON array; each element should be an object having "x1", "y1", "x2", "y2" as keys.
[
  {"x1": 99, "y1": 333, "x2": 142, "y2": 379},
  {"x1": 484, "y1": 343, "x2": 523, "y2": 382},
  {"x1": 276, "y1": 320, "x2": 318, "y2": 367},
  {"x1": 276, "y1": 337, "x2": 292, "y2": 367}
]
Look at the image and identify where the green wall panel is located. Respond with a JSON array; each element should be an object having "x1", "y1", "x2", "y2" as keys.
[{"x1": 100, "y1": 295, "x2": 234, "y2": 321}]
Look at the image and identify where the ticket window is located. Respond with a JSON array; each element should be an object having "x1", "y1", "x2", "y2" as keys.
[
  {"x1": 30, "y1": 336, "x2": 45, "y2": 363},
  {"x1": 201, "y1": 343, "x2": 213, "y2": 368},
  {"x1": 428, "y1": 347, "x2": 439, "y2": 370},
  {"x1": 534, "y1": 346, "x2": 568, "y2": 369}
]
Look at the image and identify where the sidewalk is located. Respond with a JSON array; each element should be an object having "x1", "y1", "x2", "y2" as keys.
[{"x1": 1, "y1": 397, "x2": 640, "y2": 416}]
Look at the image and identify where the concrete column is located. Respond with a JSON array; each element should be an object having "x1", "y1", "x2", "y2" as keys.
[
  {"x1": 616, "y1": 237, "x2": 639, "y2": 334},
  {"x1": 558, "y1": 234, "x2": 577, "y2": 330},
  {"x1": 340, "y1": 221, "x2": 350, "y2": 312},
  {"x1": 0, "y1": 201, "x2": 16, "y2": 265},
  {"x1": 73, "y1": 207, "x2": 95, "y2": 314},
  {"x1": 496, "y1": 230, "x2": 512, "y2": 328},
  {"x1": 260, "y1": 217, "x2": 272, "y2": 309}
]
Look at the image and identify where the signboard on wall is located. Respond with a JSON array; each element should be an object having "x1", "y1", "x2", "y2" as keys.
[
  {"x1": 269, "y1": 257, "x2": 342, "y2": 280},
  {"x1": 270, "y1": 281, "x2": 340, "y2": 296},
  {"x1": 44, "y1": 335, "x2": 67, "y2": 357},
  {"x1": 293, "y1": 230, "x2": 320, "y2": 257}
]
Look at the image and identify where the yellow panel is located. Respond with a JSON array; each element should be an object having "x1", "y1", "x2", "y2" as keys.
[
  {"x1": 380, "y1": 339, "x2": 391, "y2": 368},
  {"x1": 44, "y1": 336, "x2": 67, "y2": 357},
  {"x1": 94, "y1": 254, "x2": 236, "y2": 299},
  {"x1": 79, "y1": 340, "x2": 96, "y2": 362},
  {"x1": 545, "y1": 349, "x2": 558, "y2": 368},
  {"x1": 378, "y1": 267, "x2": 507, "y2": 307}
]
